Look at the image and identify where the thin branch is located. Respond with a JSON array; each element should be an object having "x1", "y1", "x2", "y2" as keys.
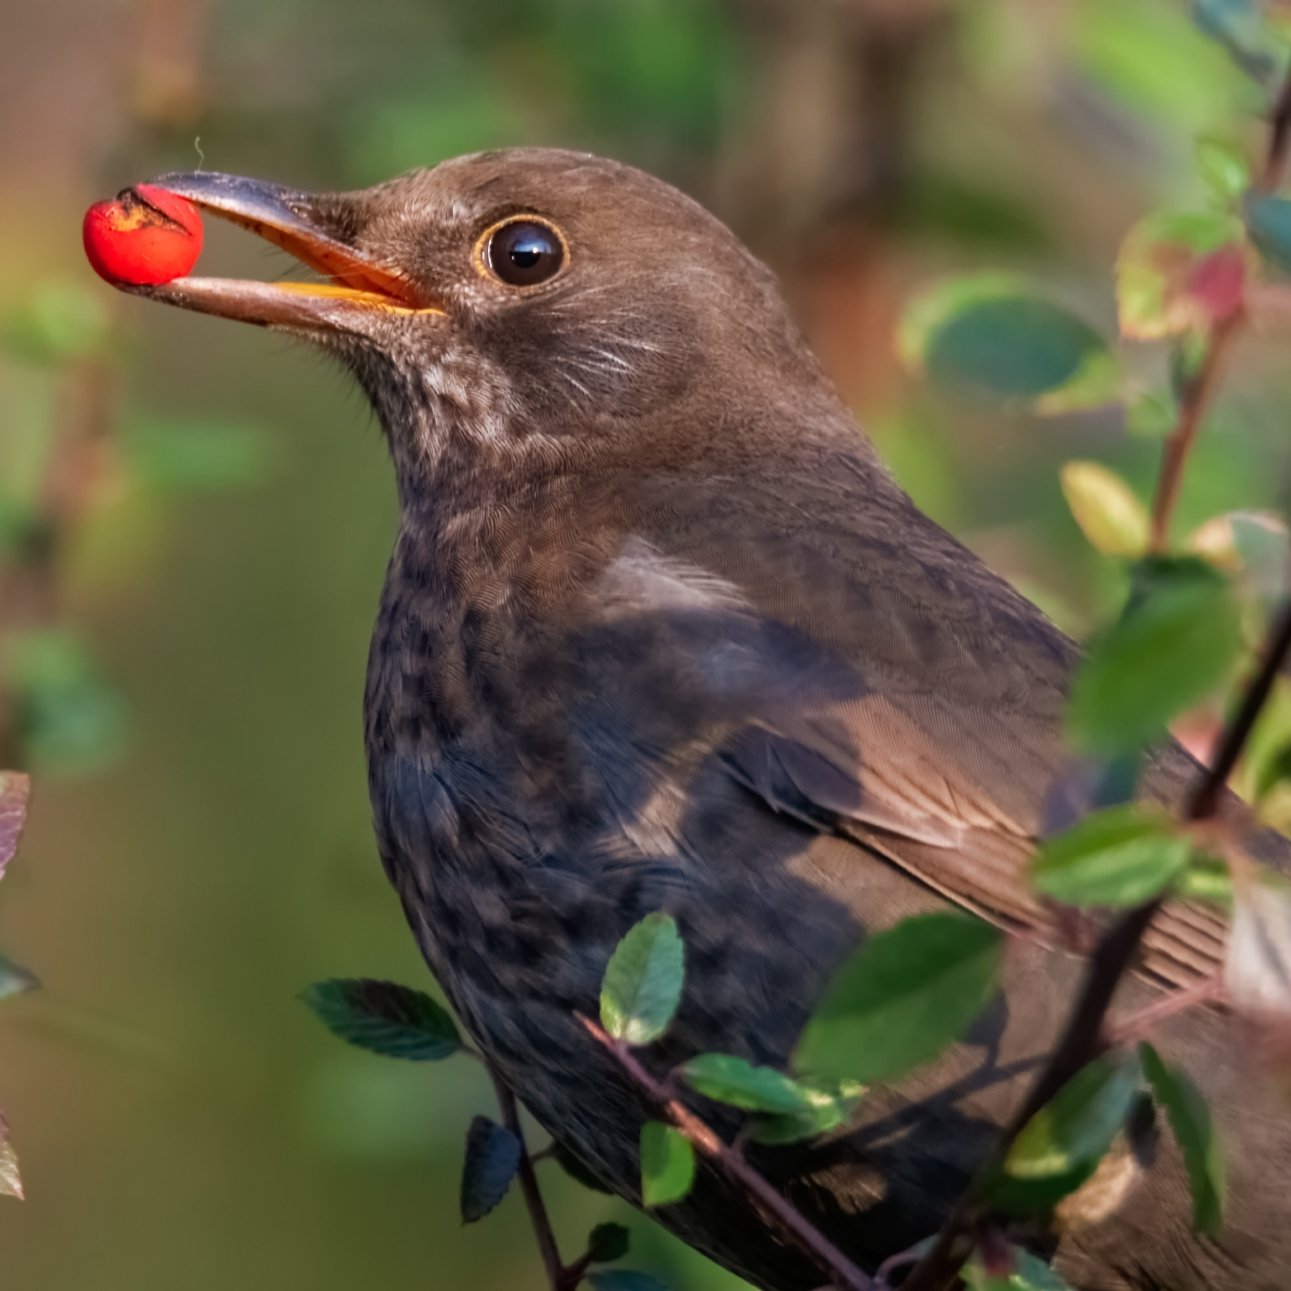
[
  {"x1": 1259, "y1": 59, "x2": 1291, "y2": 193},
  {"x1": 580, "y1": 1015, "x2": 875, "y2": 1291},
  {"x1": 488, "y1": 1067, "x2": 581, "y2": 1291},
  {"x1": 1189, "y1": 597, "x2": 1291, "y2": 820},
  {"x1": 1103, "y1": 973, "x2": 1225, "y2": 1049},
  {"x1": 1147, "y1": 311, "x2": 1243, "y2": 553}
]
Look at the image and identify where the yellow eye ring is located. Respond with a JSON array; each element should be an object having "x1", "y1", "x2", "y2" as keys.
[{"x1": 475, "y1": 215, "x2": 569, "y2": 289}]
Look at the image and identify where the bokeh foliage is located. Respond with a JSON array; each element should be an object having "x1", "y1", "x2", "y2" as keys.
[{"x1": 6, "y1": 2, "x2": 1291, "y2": 1290}]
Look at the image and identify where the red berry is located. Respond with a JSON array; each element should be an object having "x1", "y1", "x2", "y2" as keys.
[{"x1": 83, "y1": 184, "x2": 203, "y2": 286}]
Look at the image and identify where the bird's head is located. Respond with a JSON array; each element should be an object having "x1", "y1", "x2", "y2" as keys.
[{"x1": 133, "y1": 149, "x2": 832, "y2": 496}]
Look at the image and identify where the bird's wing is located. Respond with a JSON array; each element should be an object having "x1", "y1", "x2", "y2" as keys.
[{"x1": 628, "y1": 459, "x2": 1265, "y2": 990}]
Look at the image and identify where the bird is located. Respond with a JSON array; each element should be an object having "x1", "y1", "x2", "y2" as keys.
[{"x1": 118, "y1": 149, "x2": 1291, "y2": 1290}]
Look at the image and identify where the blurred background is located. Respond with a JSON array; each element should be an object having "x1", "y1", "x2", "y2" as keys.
[{"x1": 1, "y1": 1, "x2": 1290, "y2": 1287}]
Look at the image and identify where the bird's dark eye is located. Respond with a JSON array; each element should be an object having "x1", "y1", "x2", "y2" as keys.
[{"x1": 484, "y1": 219, "x2": 566, "y2": 288}]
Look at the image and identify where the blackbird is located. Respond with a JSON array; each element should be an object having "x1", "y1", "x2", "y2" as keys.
[{"x1": 124, "y1": 150, "x2": 1291, "y2": 1290}]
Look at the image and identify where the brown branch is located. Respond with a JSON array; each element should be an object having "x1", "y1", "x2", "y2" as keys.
[
  {"x1": 580, "y1": 1015, "x2": 875, "y2": 1291},
  {"x1": 488, "y1": 1068, "x2": 582, "y2": 1291},
  {"x1": 1146, "y1": 312, "x2": 1243, "y2": 553},
  {"x1": 1189, "y1": 597, "x2": 1291, "y2": 820},
  {"x1": 1259, "y1": 59, "x2": 1291, "y2": 193}
]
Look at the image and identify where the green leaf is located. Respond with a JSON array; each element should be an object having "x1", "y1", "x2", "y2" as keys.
[
  {"x1": 1194, "y1": 136, "x2": 1251, "y2": 204},
  {"x1": 2, "y1": 281, "x2": 109, "y2": 364},
  {"x1": 6, "y1": 630, "x2": 130, "y2": 776},
  {"x1": 640, "y1": 1120, "x2": 695, "y2": 1207},
  {"x1": 1246, "y1": 194, "x2": 1291, "y2": 273},
  {"x1": 1116, "y1": 211, "x2": 1247, "y2": 339},
  {"x1": 1140, "y1": 1043, "x2": 1225, "y2": 1234},
  {"x1": 900, "y1": 274, "x2": 1113, "y2": 404},
  {"x1": 0, "y1": 1115, "x2": 22, "y2": 1201},
  {"x1": 587, "y1": 1221, "x2": 631, "y2": 1263},
  {"x1": 552, "y1": 1141, "x2": 613, "y2": 1193},
  {"x1": 681, "y1": 1054, "x2": 818, "y2": 1114},
  {"x1": 460, "y1": 1115, "x2": 521, "y2": 1223},
  {"x1": 0, "y1": 772, "x2": 31, "y2": 880},
  {"x1": 990, "y1": 1053, "x2": 1141, "y2": 1212},
  {"x1": 600, "y1": 913, "x2": 685, "y2": 1046},
  {"x1": 1176, "y1": 856, "x2": 1233, "y2": 904},
  {"x1": 1060, "y1": 461, "x2": 1149, "y2": 557},
  {"x1": 795, "y1": 913, "x2": 1002, "y2": 1084},
  {"x1": 1067, "y1": 559, "x2": 1243, "y2": 756},
  {"x1": 746, "y1": 1077, "x2": 865, "y2": 1145},
  {"x1": 299, "y1": 978, "x2": 461, "y2": 1060},
  {"x1": 588, "y1": 1272, "x2": 670, "y2": 1291},
  {"x1": 963, "y1": 1245, "x2": 1075, "y2": 1290},
  {"x1": 1034, "y1": 804, "x2": 1191, "y2": 908},
  {"x1": 1124, "y1": 390, "x2": 1176, "y2": 439},
  {"x1": 0, "y1": 954, "x2": 39, "y2": 1000},
  {"x1": 124, "y1": 418, "x2": 274, "y2": 493}
]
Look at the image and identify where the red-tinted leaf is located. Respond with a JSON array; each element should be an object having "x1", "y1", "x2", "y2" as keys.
[
  {"x1": 1117, "y1": 212, "x2": 1248, "y2": 339},
  {"x1": 0, "y1": 772, "x2": 30, "y2": 880}
]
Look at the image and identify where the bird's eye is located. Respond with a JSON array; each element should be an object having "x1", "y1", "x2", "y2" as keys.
[{"x1": 483, "y1": 218, "x2": 566, "y2": 288}]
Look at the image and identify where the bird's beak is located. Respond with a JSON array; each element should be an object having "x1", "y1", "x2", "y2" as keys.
[{"x1": 129, "y1": 171, "x2": 443, "y2": 331}]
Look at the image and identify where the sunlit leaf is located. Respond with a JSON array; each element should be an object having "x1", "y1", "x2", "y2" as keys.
[
  {"x1": 460, "y1": 1115, "x2": 521, "y2": 1223},
  {"x1": 1060, "y1": 462, "x2": 1149, "y2": 557},
  {"x1": 1195, "y1": 135, "x2": 1252, "y2": 204},
  {"x1": 1188, "y1": 510, "x2": 1290, "y2": 599},
  {"x1": 300, "y1": 979, "x2": 461, "y2": 1060},
  {"x1": 795, "y1": 913, "x2": 1001, "y2": 1084},
  {"x1": 1140, "y1": 1042, "x2": 1225, "y2": 1234},
  {"x1": 600, "y1": 913, "x2": 684, "y2": 1047},
  {"x1": 899, "y1": 274, "x2": 1116, "y2": 408},
  {"x1": 746, "y1": 1077, "x2": 865, "y2": 1145},
  {"x1": 0, "y1": 772, "x2": 31, "y2": 880},
  {"x1": 1177, "y1": 856, "x2": 1234, "y2": 903},
  {"x1": 989, "y1": 1053, "x2": 1142, "y2": 1212},
  {"x1": 1067, "y1": 559, "x2": 1243, "y2": 756},
  {"x1": 640, "y1": 1121, "x2": 694, "y2": 1208},
  {"x1": 1034, "y1": 804, "x2": 1191, "y2": 908},
  {"x1": 681, "y1": 1054, "x2": 818, "y2": 1114},
  {"x1": 1116, "y1": 211, "x2": 1247, "y2": 339},
  {"x1": 587, "y1": 1221, "x2": 631, "y2": 1264}
]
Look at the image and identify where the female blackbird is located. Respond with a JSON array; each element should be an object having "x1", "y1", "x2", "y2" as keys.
[{"x1": 121, "y1": 151, "x2": 1291, "y2": 1289}]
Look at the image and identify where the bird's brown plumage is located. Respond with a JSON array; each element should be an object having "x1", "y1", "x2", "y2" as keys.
[{"x1": 133, "y1": 149, "x2": 1291, "y2": 1290}]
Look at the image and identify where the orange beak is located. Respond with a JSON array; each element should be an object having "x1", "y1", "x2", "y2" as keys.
[{"x1": 130, "y1": 171, "x2": 444, "y2": 331}]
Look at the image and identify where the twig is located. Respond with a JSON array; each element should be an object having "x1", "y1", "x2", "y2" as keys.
[
  {"x1": 1147, "y1": 312, "x2": 1243, "y2": 553},
  {"x1": 488, "y1": 1067, "x2": 582, "y2": 1291},
  {"x1": 1259, "y1": 59, "x2": 1291, "y2": 193},
  {"x1": 1148, "y1": 60, "x2": 1291, "y2": 554},
  {"x1": 1189, "y1": 598, "x2": 1291, "y2": 820},
  {"x1": 579, "y1": 1014, "x2": 875, "y2": 1291},
  {"x1": 1103, "y1": 973, "x2": 1226, "y2": 1049}
]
